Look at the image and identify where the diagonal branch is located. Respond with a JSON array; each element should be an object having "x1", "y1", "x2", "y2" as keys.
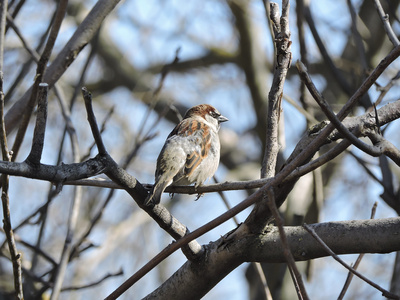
[
  {"x1": 373, "y1": 0, "x2": 400, "y2": 46},
  {"x1": 297, "y1": 60, "x2": 400, "y2": 166},
  {"x1": 297, "y1": 61, "x2": 381, "y2": 155},
  {"x1": 5, "y1": 0, "x2": 123, "y2": 134},
  {"x1": 338, "y1": 202, "x2": 378, "y2": 299},
  {"x1": 11, "y1": 0, "x2": 68, "y2": 161}
]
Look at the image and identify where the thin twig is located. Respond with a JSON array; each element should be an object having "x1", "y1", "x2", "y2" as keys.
[
  {"x1": 303, "y1": 223, "x2": 399, "y2": 300},
  {"x1": 10, "y1": 0, "x2": 68, "y2": 162},
  {"x1": 50, "y1": 186, "x2": 83, "y2": 300},
  {"x1": 26, "y1": 83, "x2": 48, "y2": 165},
  {"x1": 50, "y1": 87, "x2": 83, "y2": 299},
  {"x1": 303, "y1": 2, "x2": 352, "y2": 95},
  {"x1": 213, "y1": 174, "x2": 271, "y2": 300},
  {"x1": 4, "y1": 9, "x2": 53, "y2": 103},
  {"x1": 373, "y1": 0, "x2": 400, "y2": 46},
  {"x1": 70, "y1": 188, "x2": 116, "y2": 260},
  {"x1": 372, "y1": 71, "x2": 400, "y2": 110},
  {"x1": 5, "y1": 0, "x2": 122, "y2": 134},
  {"x1": 81, "y1": 106, "x2": 114, "y2": 161},
  {"x1": 61, "y1": 269, "x2": 123, "y2": 292},
  {"x1": 6, "y1": 13, "x2": 40, "y2": 62},
  {"x1": 296, "y1": 60, "x2": 391, "y2": 158},
  {"x1": 295, "y1": 0, "x2": 314, "y2": 120},
  {"x1": 346, "y1": 0, "x2": 368, "y2": 72},
  {"x1": 266, "y1": 189, "x2": 309, "y2": 300},
  {"x1": 82, "y1": 87, "x2": 107, "y2": 155},
  {"x1": 0, "y1": 0, "x2": 8, "y2": 71},
  {"x1": 124, "y1": 49, "x2": 180, "y2": 168},
  {"x1": 0, "y1": 73, "x2": 24, "y2": 299},
  {"x1": 337, "y1": 202, "x2": 378, "y2": 299}
]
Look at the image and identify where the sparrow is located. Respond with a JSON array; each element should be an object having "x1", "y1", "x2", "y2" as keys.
[{"x1": 145, "y1": 104, "x2": 228, "y2": 206}]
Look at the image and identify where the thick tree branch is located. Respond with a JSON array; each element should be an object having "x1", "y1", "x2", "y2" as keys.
[
  {"x1": 338, "y1": 202, "x2": 377, "y2": 300},
  {"x1": 143, "y1": 217, "x2": 400, "y2": 299},
  {"x1": 303, "y1": 223, "x2": 399, "y2": 299}
]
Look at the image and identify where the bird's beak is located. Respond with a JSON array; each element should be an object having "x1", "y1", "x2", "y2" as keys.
[{"x1": 218, "y1": 115, "x2": 229, "y2": 123}]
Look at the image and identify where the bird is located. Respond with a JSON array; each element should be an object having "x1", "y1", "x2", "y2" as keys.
[{"x1": 145, "y1": 104, "x2": 228, "y2": 206}]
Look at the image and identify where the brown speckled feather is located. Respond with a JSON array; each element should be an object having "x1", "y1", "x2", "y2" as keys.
[{"x1": 171, "y1": 118, "x2": 212, "y2": 177}]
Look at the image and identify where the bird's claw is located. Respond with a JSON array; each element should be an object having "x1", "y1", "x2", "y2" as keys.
[{"x1": 195, "y1": 193, "x2": 204, "y2": 201}]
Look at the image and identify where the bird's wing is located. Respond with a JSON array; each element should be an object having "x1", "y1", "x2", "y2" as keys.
[{"x1": 171, "y1": 118, "x2": 211, "y2": 178}]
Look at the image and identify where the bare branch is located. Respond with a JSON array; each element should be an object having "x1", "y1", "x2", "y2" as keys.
[
  {"x1": 51, "y1": 84, "x2": 84, "y2": 300},
  {"x1": 6, "y1": 13, "x2": 40, "y2": 63},
  {"x1": 261, "y1": 0, "x2": 291, "y2": 178},
  {"x1": 367, "y1": 131, "x2": 400, "y2": 166},
  {"x1": 0, "y1": 70, "x2": 23, "y2": 300},
  {"x1": 338, "y1": 202, "x2": 378, "y2": 300},
  {"x1": 81, "y1": 87, "x2": 107, "y2": 155},
  {"x1": 10, "y1": 0, "x2": 68, "y2": 161},
  {"x1": 303, "y1": 2, "x2": 352, "y2": 95},
  {"x1": 26, "y1": 83, "x2": 48, "y2": 165},
  {"x1": 346, "y1": 0, "x2": 368, "y2": 71},
  {"x1": 0, "y1": 0, "x2": 7, "y2": 72},
  {"x1": 142, "y1": 218, "x2": 400, "y2": 299},
  {"x1": 61, "y1": 269, "x2": 123, "y2": 292},
  {"x1": 5, "y1": 0, "x2": 123, "y2": 134},
  {"x1": 266, "y1": 188, "x2": 309, "y2": 300},
  {"x1": 303, "y1": 223, "x2": 399, "y2": 299},
  {"x1": 51, "y1": 182, "x2": 82, "y2": 299},
  {"x1": 373, "y1": 0, "x2": 400, "y2": 46},
  {"x1": 296, "y1": 60, "x2": 385, "y2": 157}
]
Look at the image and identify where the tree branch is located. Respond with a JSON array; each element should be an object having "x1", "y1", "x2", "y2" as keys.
[
  {"x1": 266, "y1": 188, "x2": 309, "y2": 300},
  {"x1": 26, "y1": 83, "x2": 48, "y2": 165},
  {"x1": 296, "y1": 60, "x2": 400, "y2": 165},
  {"x1": 0, "y1": 70, "x2": 23, "y2": 300},
  {"x1": 303, "y1": 223, "x2": 399, "y2": 299},
  {"x1": 5, "y1": 0, "x2": 122, "y2": 134},
  {"x1": 261, "y1": 0, "x2": 291, "y2": 178},
  {"x1": 143, "y1": 217, "x2": 400, "y2": 299},
  {"x1": 373, "y1": 0, "x2": 400, "y2": 46},
  {"x1": 10, "y1": 0, "x2": 68, "y2": 161}
]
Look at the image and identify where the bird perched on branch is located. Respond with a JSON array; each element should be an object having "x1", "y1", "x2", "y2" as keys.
[{"x1": 145, "y1": 104, "x2": 228, "y2": 206}]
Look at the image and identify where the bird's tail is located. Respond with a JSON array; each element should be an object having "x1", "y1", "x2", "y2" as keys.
[{"x1": 144, "y1": 181, "x2": 168, "y2": 206}]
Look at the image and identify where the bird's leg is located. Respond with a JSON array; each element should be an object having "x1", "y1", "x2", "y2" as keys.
[{"x1": 194, "y1": 184, "x2": 204, "y2": 201}]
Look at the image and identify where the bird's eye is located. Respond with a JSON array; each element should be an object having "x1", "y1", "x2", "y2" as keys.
[{"x1": 210, "y1": 111, "x2": 220, "y2": 118}]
